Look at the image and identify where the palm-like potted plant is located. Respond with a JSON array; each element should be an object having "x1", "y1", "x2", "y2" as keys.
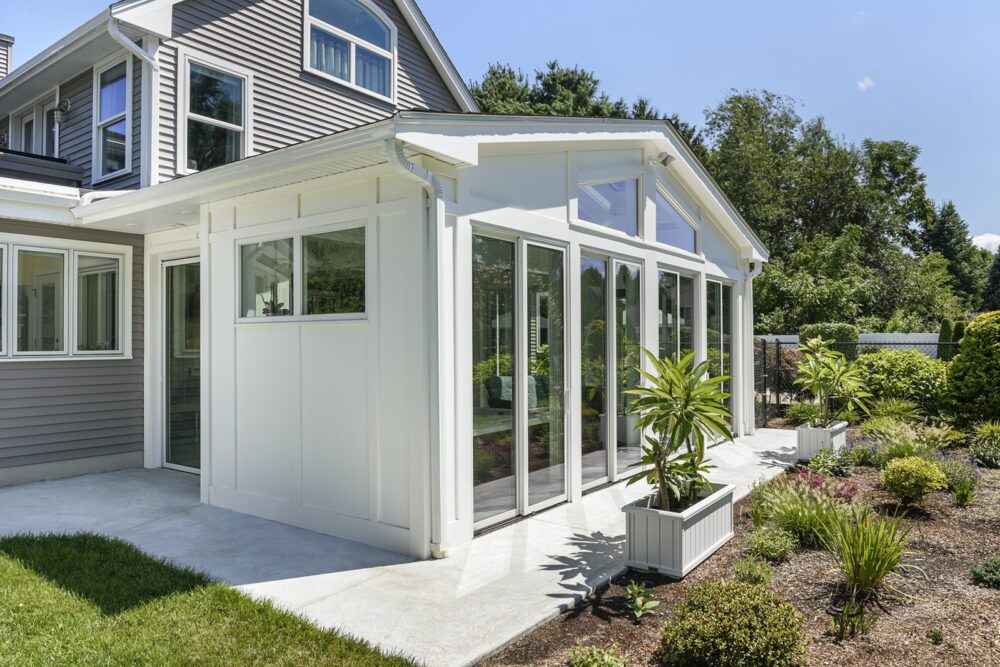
[
  {"x1": 793, "y1": 337, "x2": 869, "y2": 460},
  {"x1": 621, "y1": 350, "x2": 736, "y2": 577}
]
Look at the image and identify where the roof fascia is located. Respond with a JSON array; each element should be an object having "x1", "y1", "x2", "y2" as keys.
[{"x1": 110, "y1": 0, "x2": 176, "y2": 37}]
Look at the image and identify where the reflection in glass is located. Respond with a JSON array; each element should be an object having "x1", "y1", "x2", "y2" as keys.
[
  {"x1": 310, "y1": 0, "x2": 392, "y2": 49},
  {"x1": 17, "y1": 250, "x2": 64, "y2": 352},
  {"x1": 615, "y1": 262, "x2": 642, "y2": 474},
  {"x1": 472, "y1": 235, "x2": 516, "y2": 523},
  {"x1": 722, "y1": 283, "x2": 733, "y2": 416},
  {"x1": 187, "y1": 62, "x2": 244, "y2": 171},
  {"x1": 101, "y1": 119, "x2": 127, "y2": 175},
  {"x1": 99, "y1": 62, "x2": 127, "y2": 122},
  {"x1": 707, "y1": 281, "x2": 734, "y2": 419},
  {"x1": 679, "y1": 275, "x2": 695, "y2": 358},
  {"x1": 165, "y1": 262, "x2": 201, "y2": 470},
  {"x1": 77, "y1": 255, "x2": 119, "y2": 351},
  {"x1": 240, "y1": 239, "x2": 293, "y2": 318},
  {"x1": 187, "y1": 120, "x2": 241, "y2": 172},
  {"x1": 655, "y1": 192, "x2": 697, "y2": 253},
  {"x1": 580, "y1": 256, "x2": 608, "y2": 484},
  {"x1": 658, "y1": 271, "x2": 678, "y2": 361},
  {"x1": 304, "y1": 227, "x2": 365, "y2": 315},
  {"x1": 527, "y1": 245, "x2": 565, "y2": 507},
  {"x1": 577, "y1": 180, "x2": 638, "y2": 236}
]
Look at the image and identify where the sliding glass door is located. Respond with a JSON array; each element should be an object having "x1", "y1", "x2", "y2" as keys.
[
  {"x1": 707, "y1": 280, "x2": 734, "y2": 420},
  {"x1": 472, "y1": 235, "x2": 567, "y2": 528},
  {"x1": 615, "y1": 262, "x2": 642, "y2": 474},
  {"x1": 580, "y1": 256, "x2": 608, "y2": 485},
  {"x1": 659, "y1": 271, "x2": 696, "y2": 362},
  {"x1": 164, "y1": 260, "x2": 201, "y2": 471}
]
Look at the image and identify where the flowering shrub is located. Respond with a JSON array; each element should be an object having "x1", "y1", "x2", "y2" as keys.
[{"x1": 788, "y1": 469, "x2": 860, "y2": 501}]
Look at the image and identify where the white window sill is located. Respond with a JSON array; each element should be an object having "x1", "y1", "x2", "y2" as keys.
[{"x1": 0, "y1": 354, "x2": 133, "y2": 363}]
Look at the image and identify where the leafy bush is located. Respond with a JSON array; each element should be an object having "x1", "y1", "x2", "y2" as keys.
[
  {"x1": 936, "y1": 454, "x2": 980, "y2": 507},
  {"x1": 843, "y1": 437, "x2": 878, "y2": 467},
  {"x1": 861, "y1": 415, "x2": 911, "y2": 440},
  {"x1": 807, "y1": 448, "x2": 850, "y2": 477},
  {"x1": 920, "y1": 424, "x2": 965, "y2": 451},
  {"x1": 855, "y1": 349, "x2": 947, "y2": 415},
  {"x1": 765, "y1": 484, "x2": 846, "y2": 548},
  {"x1": 785, "y1": 401, "x2": 821, "y2": 426},
  {"x1": 749, "y1": 526, "x2": 798, "y2": 562},
  {"x1": 939, "y1": 317, "x2": 955, "y2": 362},
  {"x1": 969, "y1": 421, "x2": 1000, "y2": 468},
  {"x1": 867, "y1": 397, "x2": 921, "y2": 422},
  {"x1": 822, "y1": 505, "x2": 912, "y2": 593},
  {"x1": 880, "y1": 456, "x2": 947, "y2": 505},
  {"x1": 800, "y1": 322, "x2": 860, "y2": 359},
  {"x1": 567, "y1": 644, "x2": 625, "y2": 667},
  {"x1": 952, "y1": 320, "x2": 967, "y2": 344},
  {"x1": 970, "y1": 558, "x2": 1000, "y2": 589},
  {"x1": 944, "y1": 312, "x2": 1000, "y2": 426},
  {"x1": 734, "y1": 556, "x2": 773, "y2": 587},
  {"x1": 659, "y1": 582, "x2": 807, "y2": 667}
]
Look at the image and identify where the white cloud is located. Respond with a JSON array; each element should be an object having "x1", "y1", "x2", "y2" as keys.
[
  {"x1": 857, "y1": 76, "x2": 875, "y2": 91},
  {"x1": 973, "y1": 233, "x2": 1000, "y2": 253}
]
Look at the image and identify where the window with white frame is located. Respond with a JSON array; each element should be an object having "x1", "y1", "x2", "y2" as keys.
[
  {"x1": 655, "y1": 190, "x2": 699, "y2": 253},
  {"x1": 305, "y1": 0, "x2": 395, "y2": 100},
  {"x1": 182, "y1": 55, "x2": 249, "y2": 172},
  {"x1": 239, "y1": 226, "x2": 366, "y2": 320},
  {"x1": 94, "y1": 59, "x2": 131, "y2": 180},
  {"x1": 0, "y1": 236, "x2": 129, "y2": 360},
  {"x1": 13, "y1": 94, "x2": 58, "y2": 157},
  {"x1": 577, "y1": 178, "x2": 639, "y2": 236}
]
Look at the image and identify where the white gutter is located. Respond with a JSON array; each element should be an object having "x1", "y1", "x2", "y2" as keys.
[
  {"x1": 384, "y1": 137, "x2": 450, "y2": 559},
  {"x1": 106, "y1": 19, "x2": 158, "y2": 71},
  {"x1": 78, "y1": 190, "x2": 134, "y2": 207}
]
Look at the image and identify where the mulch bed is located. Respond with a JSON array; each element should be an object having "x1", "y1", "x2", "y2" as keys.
[{"x1": 481, "y1": 459, "x2": 1000, "y2": 667}]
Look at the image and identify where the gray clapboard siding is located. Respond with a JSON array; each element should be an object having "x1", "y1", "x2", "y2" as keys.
[
  {"x1": 56, "y1": 57, "x2": 143, "y2": 190},
  {"x1": 159, "y1": 0, "x2": 461, "y2": 181},
  {"x1": 0, "y1": 219, "x2": 143, "y2": 471}
]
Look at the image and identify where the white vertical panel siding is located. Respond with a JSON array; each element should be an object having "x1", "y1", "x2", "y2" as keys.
[
  {"x1": 0, "y1": 220, "x2": 144, "y2": 471},
  {"x1": 159, "y1": 0, "x2": 461, "y2": 182}
]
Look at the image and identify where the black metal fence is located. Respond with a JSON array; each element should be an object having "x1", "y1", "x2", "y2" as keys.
[{"x1": 753, "y1": 338, "x2": 961, "y2": 428}]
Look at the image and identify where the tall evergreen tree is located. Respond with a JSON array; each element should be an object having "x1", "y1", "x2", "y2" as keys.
[
  {"x1": 922, "y1": 201, "x2": 987, "y2": 309},
  {"x1": 985, "y1": 249, "x2": 1000, "y2": 311}
]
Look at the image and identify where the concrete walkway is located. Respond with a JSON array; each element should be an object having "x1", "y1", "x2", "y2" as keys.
[{"x1": 0, "y1": 428, "x2": 795, "y2": 667}]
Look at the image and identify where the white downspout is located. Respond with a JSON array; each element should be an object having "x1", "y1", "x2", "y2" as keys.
[
  {"x1": 106, "y1": 19, "x2": 159, "y2": 71},
  {"x1": 385, "y1": 138, "x2": 449, "y2": 559}
]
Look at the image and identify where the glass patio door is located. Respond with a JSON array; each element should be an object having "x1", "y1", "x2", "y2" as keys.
[
  {"x1": 164, "y1": 260, "x2": 201, "y2": 472},
  {"x1": 472, "y1": 235, "x2": 567, "y2": 529},
  {"x1": 707, "y1": 280, "x2": 734, "y2": 423}
]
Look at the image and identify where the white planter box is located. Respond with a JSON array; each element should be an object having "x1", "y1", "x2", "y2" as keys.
[
  {"x1": 796, "y1": 421, "x2": 848, "y2": 460},
  {"x1": 623, "y1": 483, "x2": 735, "y2": 578}
]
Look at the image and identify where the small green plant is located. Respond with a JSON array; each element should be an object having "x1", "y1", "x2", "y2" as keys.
[
  {"x1": 971, "y1": 558, "x2": 1000, "y2": 589},
  {"x1": 861, "y1": 415, "x2": 911, "y2": 441},
  {"x1": 746, "y1": 479, "x2": 770, "y2": 528},
  {"x1": 733, "y1": 556, "x2": 773, "y2": 587},
  {"x1": 794, "y1": 337, "x2": 870, "y2": 428},
  {"x1": 807, "y1": 448, "x2": 850, "y2": 477},
  {"x1": 880, "y1": 456, "x2": 947, "y2": 505},
  {"x1": 829, "y1": 595, "x2": 876, "y2": 640},
  {"x1": 748, "y1": 525, "x2": 798, "y2": 562},
  {"x1": 822, "y1": 505, "x2": 913, "y2": 593},
  {"x1": 926, "y1": 628, "x2": 945, "y2": 645},
  {"x1": 659, "y1": 582, "x2": 807, "y2": 667},
  {"x1": 843, "y1": 437, "x2": 878, "y2": 466},
  {"x1": 936, "y1": 455, "x2": 980, "y2": 507},
  {"x1": 623, "y1": 580, "x2": 659, "y2": 620},
  {"x1": 867, "y1": 397, "x2": 921, "y2": 422},
  {"x1": 920, "y1": 424, "x2": 966, "y2": 450},
  {"x1": 785, "y1": 401, "x2": 822, "y2": 426},
  {"x1": 567, "y1": 643, "x2": 626, "y2": 667},
  {"x1": 970, "y1": 421, "x2": 1000, "y2": 468},
  {"x1": 766, "y1": 484, "x2": 846, "y2": 548}
]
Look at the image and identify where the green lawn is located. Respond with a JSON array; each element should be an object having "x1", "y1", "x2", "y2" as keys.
[{"x1": 0, "y1": 533, "x2": 415, "y2": 666}]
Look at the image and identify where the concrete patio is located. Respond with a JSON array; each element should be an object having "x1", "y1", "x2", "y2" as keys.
[{"x1": 0, "y1": 428, "x2": 795, "y2": 667}]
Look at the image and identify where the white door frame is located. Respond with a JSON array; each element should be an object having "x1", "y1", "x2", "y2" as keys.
[{"x1": 161, "y1": 256, "x2": 201, "y2": 474}]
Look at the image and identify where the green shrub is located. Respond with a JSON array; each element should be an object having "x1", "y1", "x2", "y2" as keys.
[
  {"x1": 785, "y1": 401, "x2": 821, "y2": 426},
  {"x1": 861, "y1": 416, "x2": 911, "y2": 441},
  {"x1": 855, "y1": 349, "x2": 947, "y2": 415},
  {"x1": 969, "y1": 421, "x2": 1000, "y2": 467},
  {"x1": 843, "y1": 438, "x2": 878, "y2": 466},
  {"x1": 567, "y1": 644, "x2": 625, "y2": 667},
  {"x1": 800, "y1": 322, "x2": 860, "y2": 359},
  {"x1": 970, "y1": 558, "x2": 1000, "y2": 589},
  {"x1": 746, "y1": 479, "x2": 770, "y2": 528},
  {"x1": 821, "y1": 505, "x2": 912, "y2": 593},
  {"x1": 733, "y1": 556, "x2": 773, "y2": 587},
  {"x1": 880, "y1": 456, "x2": 947, "y2": 505},
  {"x1": 939, "y1": 318, "x2": 955, "y2": 361},
  {"x1": 807, "y1": 448, "x2": 850, "y2": 477},
  {"x1": 936, "y1": 454, "x2": 980, "y2": 507},
  {"x1": 765, "y1": 485, "x2": 846, "y2": 548},
  {"x1": 749, "y1": 526, "x2": 798, "y2": 562},
  {"x1": 944, "y1": 312, "x2": 1000, "y2": 426},
  {"x1": 623, "y1": 580, "x2": 659, "y2": 620},
  {"x1": 659, "y1": 581, "x2": 807, "y2": 667},
  {"x1": 952, "y1": 320, "x2": 967, "y2": 344},
  {"x1": 867, "y1": 398, "x2": 921, "y2": 422},
  {"x1": 920, "y1": 424, "x2": 965, "y2": 450}
]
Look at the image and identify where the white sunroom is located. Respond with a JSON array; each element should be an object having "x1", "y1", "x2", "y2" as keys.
[{"x1": 71, "y1": 112, "x2": 768, "y2": 558}]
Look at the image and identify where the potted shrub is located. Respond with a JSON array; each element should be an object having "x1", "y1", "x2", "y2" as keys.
[
  {"x1": 793, "y1": 337, "x2": 869, "y2": 460},
  {"x1": 621, "y1": 351, "x2": 736, "y2": 577}
]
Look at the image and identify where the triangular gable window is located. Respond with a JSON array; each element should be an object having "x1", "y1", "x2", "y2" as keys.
[{"x1": 655, "y1": 192, "x2": 697, "y2": 253}]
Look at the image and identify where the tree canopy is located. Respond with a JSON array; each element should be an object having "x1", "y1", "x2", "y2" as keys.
[{"x1": 468, "y1": 64, "x2": 990, "y2": 333}]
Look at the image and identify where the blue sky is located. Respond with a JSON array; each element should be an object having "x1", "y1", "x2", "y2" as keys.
[{"x1": 6, "y1": 1, "x2": 998, "y2": 247}]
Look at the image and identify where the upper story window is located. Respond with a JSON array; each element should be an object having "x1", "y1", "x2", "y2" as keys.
[
  {"x1": 180, "y1": 52, "x2": 251, "y2": 173},
  {"x1": 305, "y1": 0, "x2": 395, "y2": 101},
  {"x1": 655, "y1": 191, "x2": 699, "y2": 254},
  {"x1": 577, "y1": 179, "x2": 639, "y2": 236},
  {"x1": 93, "y1": 58, "x2": 132, "y2": 181},
  {"x1": 13, "y1": 95, "x2": 58, "y2": 158}
]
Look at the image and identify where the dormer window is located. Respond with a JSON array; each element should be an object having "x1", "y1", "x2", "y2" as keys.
[{"x1": 305, "y1": 0, "x2": 395, "y2": 101}]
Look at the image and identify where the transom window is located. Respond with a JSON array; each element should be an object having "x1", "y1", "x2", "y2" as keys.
[
  {"x1": 305, "y1": 0, "x2": 395, "y2": 100},
  {"x1": 94, "y1": 59, "x2": 131, "y2": 180},
  {"x1": 577, "y1": 179, "x2": 639, "y2": 236},
  {"x1": 655, "y1": 191, "x2": 698, "y2": 253},
  {"x1": 182, "y1": 55, "x2": 249, "y2": 173},
  {"x1": 239, "y1": 226, "x2": 366, "y2": 320}
]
